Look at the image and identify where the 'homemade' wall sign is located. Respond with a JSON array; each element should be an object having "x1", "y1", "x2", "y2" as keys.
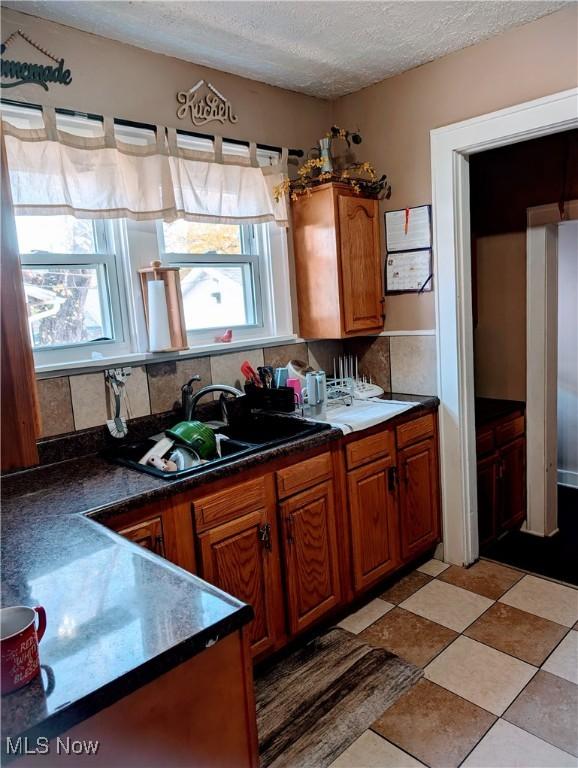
[
  {"x1": 176, "y1": 80, "x2": 238, "y2": 127},
  {"x1": 1, "y1": 30, "x2": 72, "y2": 91}
]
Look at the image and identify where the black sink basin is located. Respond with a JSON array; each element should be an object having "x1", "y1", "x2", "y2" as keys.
[
  {"x1": 219, "y1": 413, "x2": 329, "y2": 445},
  {"x1": 106, "y1": 414, "x2": 331, "y2": 480}
]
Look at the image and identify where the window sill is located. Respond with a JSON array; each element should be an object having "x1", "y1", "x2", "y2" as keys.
[{"x1": 35, "y1": 335, "x2": 303, "y2": 378}]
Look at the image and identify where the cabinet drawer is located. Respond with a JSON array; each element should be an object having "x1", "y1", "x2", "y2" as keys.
[
  {"x1": 396, "y1": 413, "x2": 435, "y2": 448},
  {"x1": 346, "y1": 429, "x2": 395, "y2": 470},
  {"x1": 194, "y1": 476, "x2": 267, "y2": 530},
  {"x1": 276, "y1": 452, "x2": 332, "y2": 499},
  {"x1": 495, "y1": 415, "x2": 525, "y2": 447},
  {"x1": 476, "y1": 427, "x2": 495, "y2": 456}
]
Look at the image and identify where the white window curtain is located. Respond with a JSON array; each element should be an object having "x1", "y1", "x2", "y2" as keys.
[{"x1": 2, "y1": 106, "x2": 288, "y2": 227}]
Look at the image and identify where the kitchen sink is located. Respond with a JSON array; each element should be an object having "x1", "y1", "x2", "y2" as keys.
[{"x1": 106, "y1": 414, "x2": 331, "y2": 480}]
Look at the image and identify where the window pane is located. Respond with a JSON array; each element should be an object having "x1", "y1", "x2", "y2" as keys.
[
  {"x1": 162, "y1": 220, "x2": 242, "y2": 255},
  {"x1": 22, "y1": 265, "x2": 112, "y2": 348},
  {"x1": 179, "y1": 264, "x2": 255, "y2": 330},
  {"x1": 16, "y1": 216, "x2": 97, "y2": 254}
]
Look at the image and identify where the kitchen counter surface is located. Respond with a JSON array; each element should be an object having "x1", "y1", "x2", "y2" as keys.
[
  {"x1": 475, "y1": 397, "x2": 525, "y2": 427},
  {"x1": 1, "y1": 393, "x2": 437, "y2": 748}
]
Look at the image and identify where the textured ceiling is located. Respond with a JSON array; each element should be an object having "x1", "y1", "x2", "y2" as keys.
[{"x1": 4, "y1": 1, "x2": 567, "y2": 99}]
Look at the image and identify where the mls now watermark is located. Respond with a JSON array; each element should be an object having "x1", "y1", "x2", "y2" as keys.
[{"x1": 5, "y1": 736, "x2": 100, "y2": 757}]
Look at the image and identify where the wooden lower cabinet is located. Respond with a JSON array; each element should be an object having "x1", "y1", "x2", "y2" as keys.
[
  {"x1": 197, "y1": 509, "x2": 282, "y2": 658},
  {"x1": 347, "y1": 457, "x2": 400, "y2": 592},
  {"x1": 117, "y1": 516, "x2": 165, "y2": 557},
  {"x1": 398, "y1": 437, "x2": 440, "y2": 560},
  {"x1": 477, "y1": 453, "x2": 499, "y2": 547},
  {"x1": 499, "y1": 436, "x2": 525, "y2": 532},
  {"x1": 280, "y1": 480, "x2": 341, "y2": 634},
  {"x1": 476, "y1": 404, "x2": 526, "y2": 546}
]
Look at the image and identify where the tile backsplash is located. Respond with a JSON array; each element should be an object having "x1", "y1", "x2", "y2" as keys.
[
  {"x1": 36, "y1": 341, "x2": 343, "y2": 438},
  {"x1": 35, "y1": 335, "x2": 436, "y2": 438}
]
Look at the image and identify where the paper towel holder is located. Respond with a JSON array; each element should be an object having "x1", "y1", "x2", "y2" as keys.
[{"x1": 138, "y1": 260, "x2": 189, "y2": 352}]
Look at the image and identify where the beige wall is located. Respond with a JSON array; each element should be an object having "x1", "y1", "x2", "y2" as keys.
[
  {"x1": 473, "y1": 233, "x2": 526, "y2": 401},
  {"x1": 0, "y1": 8, "x2": 331, "y2": 151},
  {"x1": 333, "y1": 6, "x2": 578, "y2": 332}
]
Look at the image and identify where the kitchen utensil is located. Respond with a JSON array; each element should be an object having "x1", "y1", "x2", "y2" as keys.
[
  {"x1": 286, "y1": 377, "x2": 302, "y2": 404},
  {"x1": 241, "y1": 360, "x2": 262, "y2": 387},
  {"x1": 305, "y1": 371, "x2": 327, "y2": 415},
  {"x1": 258, "y1": 366, "x2": 275, "y2": 388},
  {"x1": 1, "y1": 605, "x2": 46, "y2": 694},
  {"x1": 105, "y1": 369, "x2": 129, "y2": 439},
  {"x1": 138, "y1": 436, "x2": 175, "y2": 465},
  {"x1": 274, "y1": 367, "x2": 289, "y2": 388},
  {"x1": 287, "y1": 359, "x2": 311, "y2": 384},
  {"x1": 165, "y1": 421, "x2": 217, "y2": 459}
]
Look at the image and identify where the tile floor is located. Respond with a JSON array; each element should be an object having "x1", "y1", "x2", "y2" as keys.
[{"x1": 333, "y1": 558, "x2": 578, "y2": 767}]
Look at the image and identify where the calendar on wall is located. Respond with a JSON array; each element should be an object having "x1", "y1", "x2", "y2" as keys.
[
  {"x1": 385, "y1": 249, "x2": 433, "y2": 293},
  {"x1": 384, "y1": 205, "x2": 433, "y2": 294}
]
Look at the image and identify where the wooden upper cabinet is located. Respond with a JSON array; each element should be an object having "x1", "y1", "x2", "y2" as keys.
[
  {"x1": 280, "y1": 480, "x2": 341, "y2": 634},
  {"x1": 398, "y1": 437, "x2": 440, "y2": 561},
  {"x1": 347, "y1": 428, "x2": 400, "y2": 593},
  {"x1": 292, "y1": 183, "x2": 384, "y2": 339},
  {"x1": 338, "y1": 195, "x2": 383, "y2": 334}
]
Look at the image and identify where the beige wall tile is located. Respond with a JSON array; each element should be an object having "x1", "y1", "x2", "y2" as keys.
[
  {"x1": 263, "y1": 342, "x2": 308, "y2": 370},
  {"x1": 69, "y1": 372, "x2": 108, "y2": 430},
  {"x1": 210, "y1": 348, "x2": 264, "y2": 390},
  {"x1": 390, "y1": 335, "x2": 437, "y2": 396},
  {"x1": 343, "y1": 336, "x2": 391, "y2": 391},
  {"x1": 36, "y1": 377, "x2": 75, "y2": 438},
  {"x1": 106, "y1": 366, "x2": 150, "y2": 421},
  {"x1": 307, "y1": 340, "x2": 344, "y2": 374},
  {"x1": 147, "y1": 357, "x2": 212, "y2": 414}
]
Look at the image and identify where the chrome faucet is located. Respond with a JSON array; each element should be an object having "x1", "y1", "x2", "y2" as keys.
[{"x1": 182, "y1": 379, "x2": 243, "y2": 424}]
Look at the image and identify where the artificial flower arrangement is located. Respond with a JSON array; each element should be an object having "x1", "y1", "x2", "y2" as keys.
[{"x1": 274, "y1": 125, "x2": 392, "y2": 202}]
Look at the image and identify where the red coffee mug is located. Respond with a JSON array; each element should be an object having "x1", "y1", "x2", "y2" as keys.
[{"x1": 1, "y1": 606, "x2": 46, "y2": 695}]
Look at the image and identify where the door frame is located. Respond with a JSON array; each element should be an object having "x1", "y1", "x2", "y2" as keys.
[{"x1": 430, "y1": 88, "x2": 578, "y2": 566}]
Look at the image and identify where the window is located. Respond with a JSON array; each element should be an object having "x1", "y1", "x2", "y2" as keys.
[
  {"x1": 159, "y1": 220, "x2": 268, "y2": 341},
  {"x1": 16, "y1": 215, "x2": 128, "y2": 363},
  {"x1": 4, "y1": 104, "x2": 293, "y2": 370}
]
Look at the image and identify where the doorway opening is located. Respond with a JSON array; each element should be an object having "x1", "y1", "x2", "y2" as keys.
[
  {"x1": 430, "y1": 88, "x2": 578, "y2": 570},
  {"x1": 467, "y1": 130, "x2": 578, "y2": 583}
]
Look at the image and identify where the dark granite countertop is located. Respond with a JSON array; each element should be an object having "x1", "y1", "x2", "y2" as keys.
[
  {"x1": 475, "y1": 397, "x2": 525, "y2": 427},
  {"x1": 1, "y1": 394, "x2": 437, "y2": 748}
]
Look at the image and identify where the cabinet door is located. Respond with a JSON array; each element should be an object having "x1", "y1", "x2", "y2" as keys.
[
  {"x1": 198, "y1": 510, "x2": 280, "y2": 658},
  {"x1": 117, "y1": 516, "x2": 166, "y2": 557},
  {"x1": 338, "y1": 195, "x2": 383, "y2": 334},
  {"x1": 498, "y1": 437, "x2": 525, "y2": 532},
  {"x1": 399, "y1": 437, "x2": 440, "y2": 561},
  {"x1": 347, "y1": 457, "x2": 400, "y2": 592},
  {"x1": 280, "y1": 481, "x2": 341, "y2": 635},
  {"x1": 477, "y1": 453, "x2": 499, "y2": 547}
]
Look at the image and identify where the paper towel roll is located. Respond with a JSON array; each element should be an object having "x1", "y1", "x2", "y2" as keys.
[{"x1": 147, "y1": 280, "x2": 172, "y2": 351}]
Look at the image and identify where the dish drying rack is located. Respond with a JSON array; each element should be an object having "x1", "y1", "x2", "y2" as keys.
[{"x1": 328, "y1": 355, "x2": 384, "y2": 403}]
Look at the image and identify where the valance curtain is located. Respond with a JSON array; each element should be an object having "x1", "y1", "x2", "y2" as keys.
[{"x1": 1, "y1": 107, "x2": 288, "y2": 227}]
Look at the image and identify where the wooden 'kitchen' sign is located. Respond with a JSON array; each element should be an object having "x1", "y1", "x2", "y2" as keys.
[{"x1": 176, "y1": 80, "x2": 238, "y2": 127}]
